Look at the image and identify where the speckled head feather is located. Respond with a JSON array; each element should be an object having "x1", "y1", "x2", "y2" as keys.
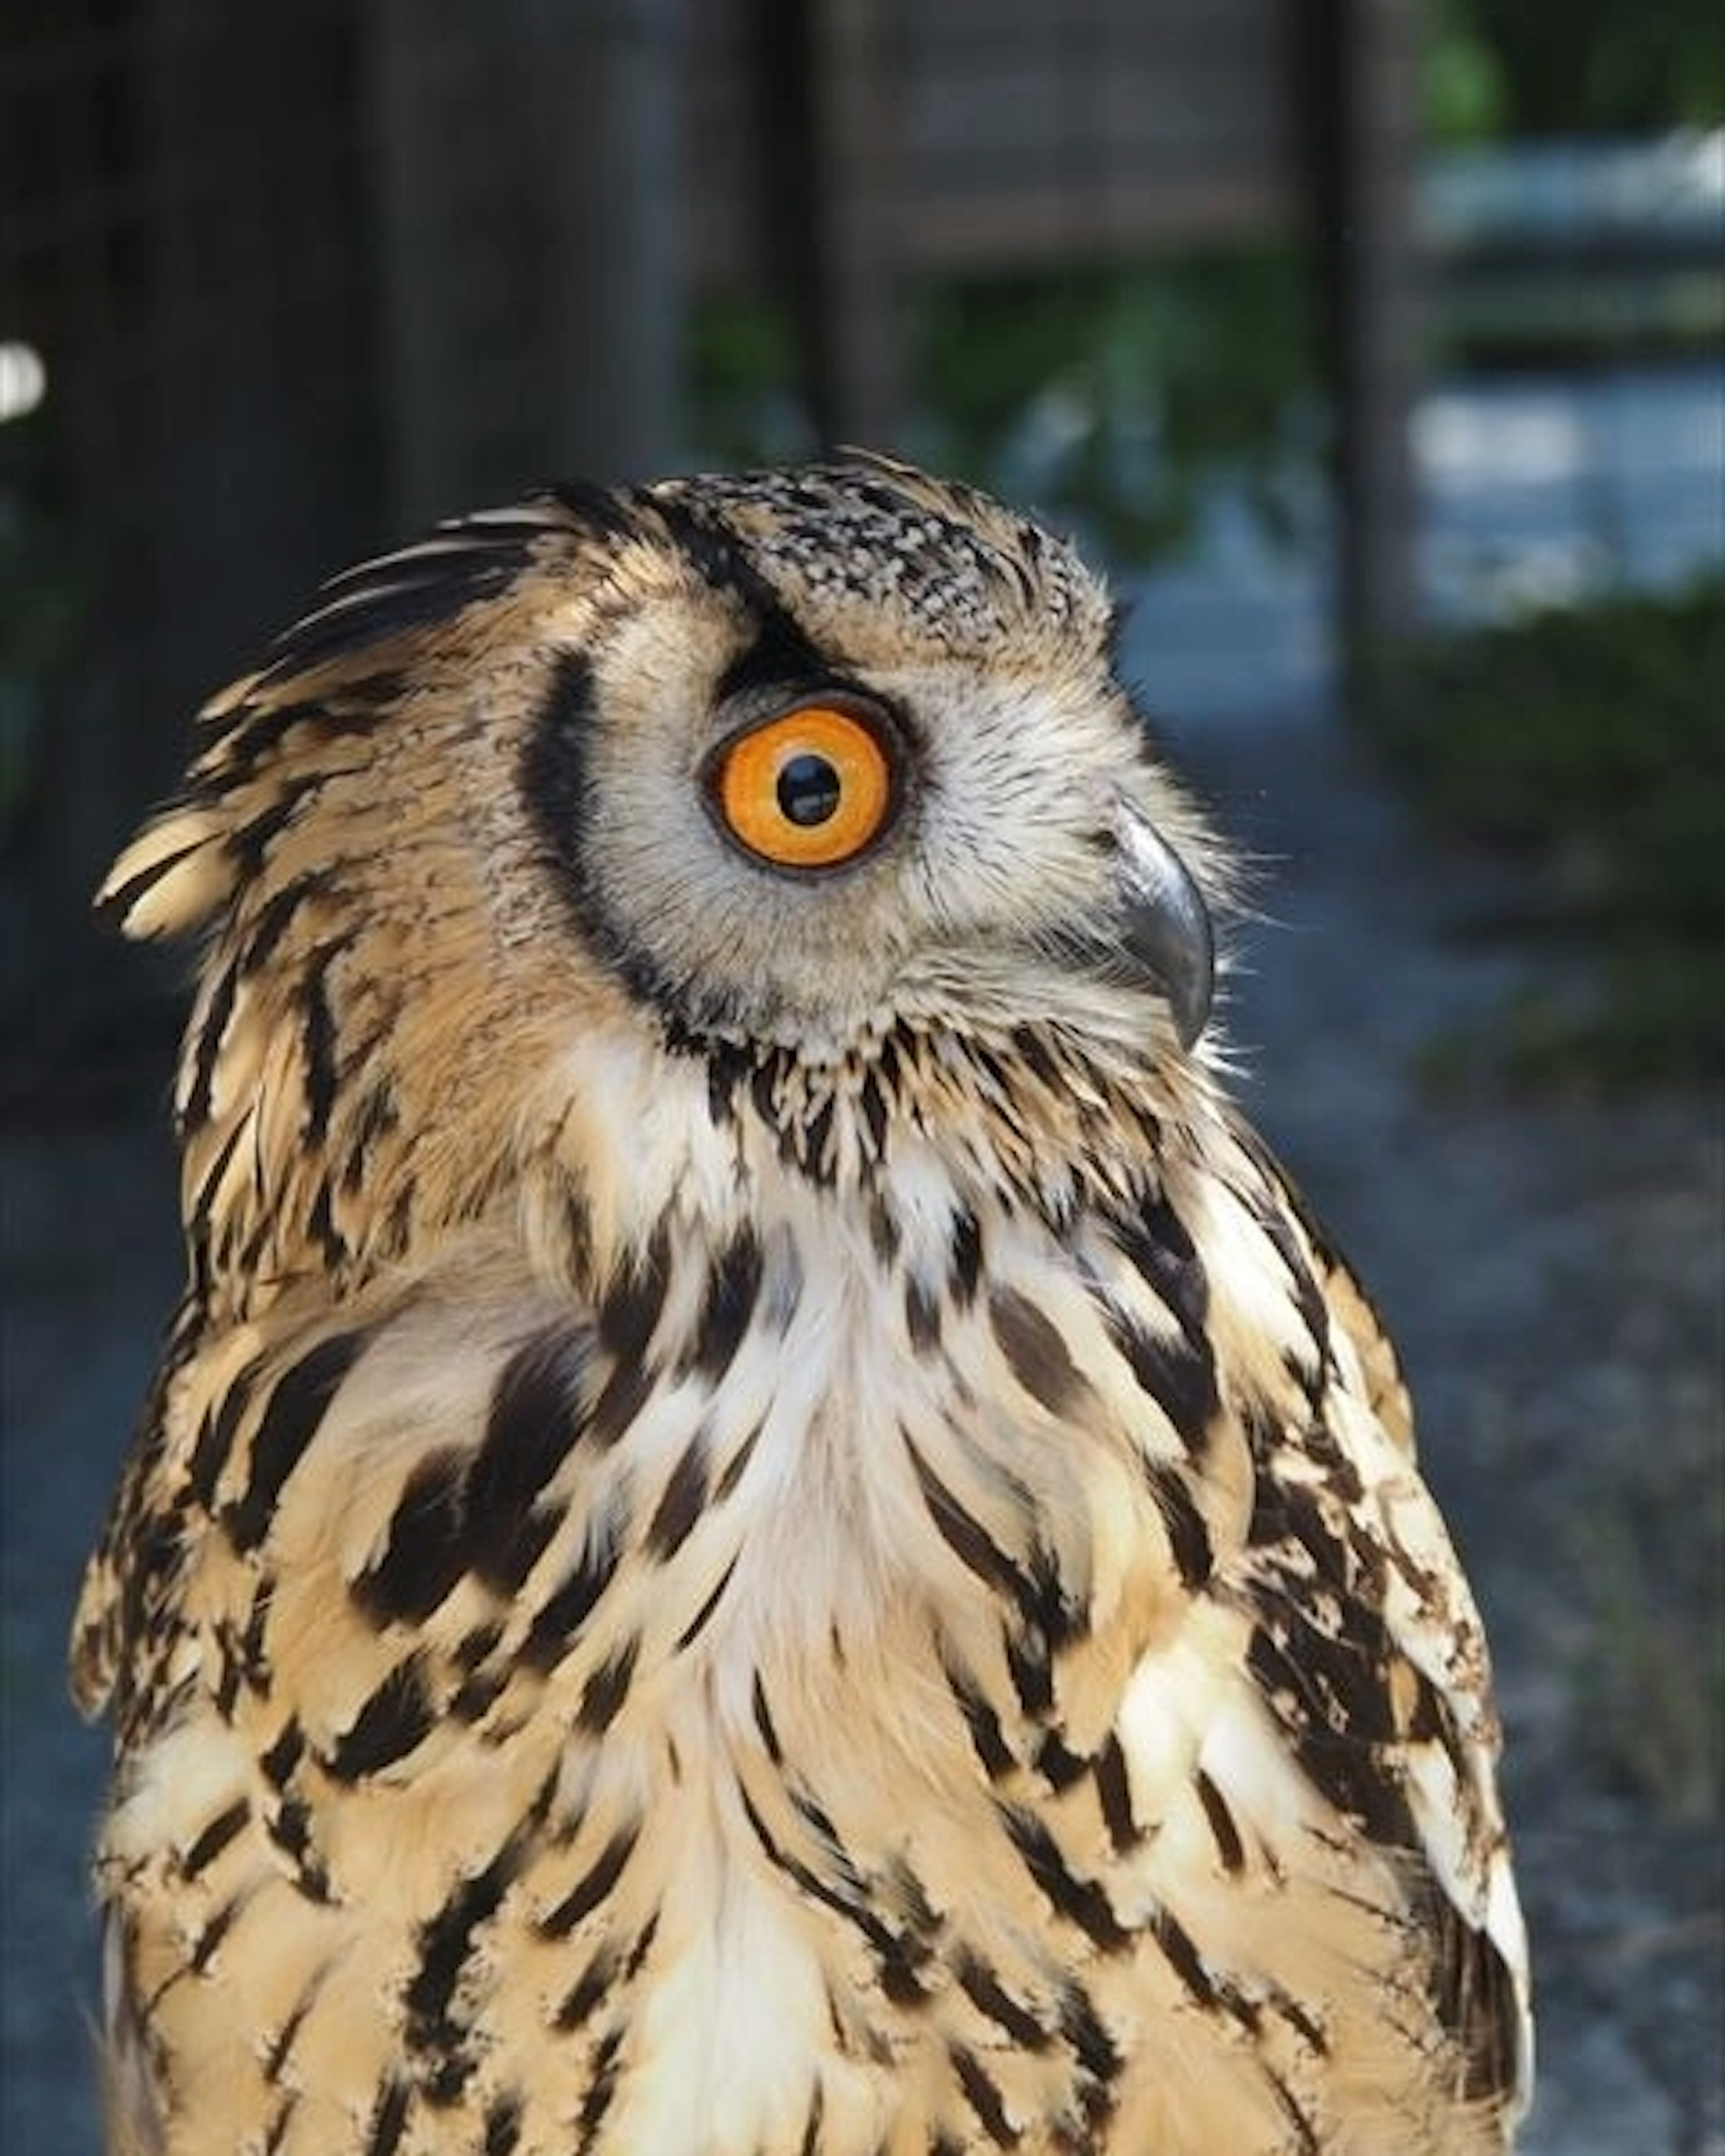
[{"x1": 77, "y1": 454, "x2": 1529, "y2": 2156}]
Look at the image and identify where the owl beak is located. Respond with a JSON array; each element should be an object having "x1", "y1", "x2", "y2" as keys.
[{"x1": 1114, "y1": 808, "x2": 1215, "y2": 1050}]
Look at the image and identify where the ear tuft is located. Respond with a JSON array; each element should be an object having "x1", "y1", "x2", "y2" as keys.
[{"x1": 95, "y1": 808, "x2": 236, "y2": 941}]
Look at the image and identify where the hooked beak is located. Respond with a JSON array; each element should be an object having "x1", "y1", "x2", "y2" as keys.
[{"x1": 1113, "y1": 807, "x2": 1215, "y2": 1049}]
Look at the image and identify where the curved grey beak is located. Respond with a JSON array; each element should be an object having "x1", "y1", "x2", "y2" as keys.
[{"x1": 1115, "y1": 808, "x2": 1215, "y2": 1049}]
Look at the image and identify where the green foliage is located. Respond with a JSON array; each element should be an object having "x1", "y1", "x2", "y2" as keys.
[
  {"x1": 686, "y1": 246, "x2": 1323, "y2": 566},
  {"x1": 1426, "y1": 0, "x2": 1725, "y2": 140},
  {"x1": 685, "y1": 293, "x2": 808, "y2": 470},
  {"x1": 1375, "y1": 578, "x2": 1725, "y2": 1084},
  {"x1": 911, "y1": 246, "x2": 1322, "y2": 562},
  {"x1": 1571, "y1": 1383, "x2": 1724, "y2": 1821}
]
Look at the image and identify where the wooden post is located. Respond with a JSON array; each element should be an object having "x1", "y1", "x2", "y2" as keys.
[
  {"x1": 1300, "y1": 0, "x2": 1424, "y2": 689},
  {"x1": 751, "y1": 0, "x2": 905, "y2": 452},
  {"x1": 526, "y1": 0, "x2": 686, "y2": 482},
  {"x1": 368, "y1": 0, "x2": 685, "y2": 521},
  {"x1": 368, "y1": 0, "x2": 465, "y2": 527}
]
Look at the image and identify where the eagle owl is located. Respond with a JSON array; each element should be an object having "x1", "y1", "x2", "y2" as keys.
[{"x1": 75, "y1": 457, "x2": 1530, "y2": 2155}]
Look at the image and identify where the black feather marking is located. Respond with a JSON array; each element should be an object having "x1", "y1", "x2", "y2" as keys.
[
  {"x1": 261, "y1": 1719, "x2": 305, "y2": 1786},
  {"x1": 1106, "y1": 1309, "x2": 1218, "y2": 1450},
  {"x1": 1265, "y1": 2068, "x2": 1323, "y2": 2155},
  {"x1": 95, "y1": 826, "x2": 209, "y2": 934},
  {"x1": 464, "y1": 1326, "x2": 592, "y2": 1587},
  {"x1": 180, "y1": 1798, "x2": 249, "y2": 1879},
  {"x1": 576, "y1": 2026, "x2": 625, "y2": 2152},
  {"x1": 522, "y1": 1514, "x2": 624, "y2": 1670},
  {"x1": 241, "y1": 869, "x2": 336, "y2": 977},
  {"x1": 797, "y1": 2083, "x2": 826, "y2": 2156},
  {"x1": 1058, "y1": 1975, "x2": 1121, "y2": 2088},
  {"x1": 713, "y1": 610, "x2": 832, "y2": 704},
  {"x1": 478, "y1": 1326, "x2": 593, "y2": 1498},
  {"x1": 519, "y1": 646, "x2": 598, "y2": 904},
  {"x1": 682, "y1": 1227, "x2": 763, "y2": 1381},
  {"x1": 857, "y1": 1072, "x2": 889, "y2": 1157},
  {"x1": 1145, "y1": 1462, "x2": 1214, "y2": 1587},
  {"x1": 341, "y1": 1079, "x2": 401, "y2": 1195},
  {"x1": 483, "y1": 2096, "x2": 524, "y2": 2156},
  {"x1": 712, "y1": 1417, "x2": 763, "y2": 1502},
  {"x1": 1427, "y1": 1880, "x2": 1525, "y2": 2104},
  {"x1": 1009, "y1": 1021, "x2": 1065, "y2": 1091},
  {"x1": 950, "y1": 2045, "x2": 1017, "y2": 2147},
  {"x1": 648, "y1": 1427, "x2": 712, "y2": 1559},
  {"x1": 1256, "y1": 1199, "x2": 1333, "y2": 1363},
  {"x1": 217, "y1": 674, "x2": 402, "y2": 771},
  {"x1": 752, "y1": 1672, "x2": 785, "y2": 1763},
  {"x1": 989, "y1": 1288, "x2": 1085, "y2": 1417},
  {"x1": 955, "y1": 1948, "x2": 1050, "y2": 2050},
  {"x1": 350, "y1": 1448, "x2": 472, "y2": 1626},
  {"x1": 181, "y1": 957, "x2": 239, "y2": 1134},
  {"x1": 189, "y1": 1889, "x2": 243, "y2": 1971},
  {"x1": 1037, "y1": 1731, "x2": 1090, "y2": 1793},
  {"x1": 402, "y1": 1834, "x2": 522, "y2": 2098},
  {"x1": 263, "y1": 521, "x2": 540, "y2": 682},
  {"x1": 553, "y1": 1944, "x2": 620, "y2": 2030},
  {"x1": 905, "y1": 1440, "x2": 1026, "y2": 1607},
  {"x1": 305, "y1": 1175, "x2": 347, "y2": 1271},
  {"x1": 451, "y1": 1664, "x2": 511, "y2": 1727},
  {"x1": 948, "y1": 1206, "x2": 983, "y2": 1303},
  {"x1": 187, "y1": 1366, "x2": 256, "y2": 1511},
  {"x1": 998, "y1": 1805, "x2": 1130, "y2": 1951},
  {"x1": 520, "y1": 648, "x2": 689, "y2": 1016},
  {"x1": 1194, "y1": 1768, "x2": 1246, "y2": 1873},
  {"x1": 264, "y1": 1975, "x2": 325, "y2": 2083},
  {"x1": 224, "y1": 769, "x2": 334, "y2": 876},
  {"x1": 905, "y1": 1276, "x2": 941, "y2": 1353},
  {"x1": 363, "y1": 2078, "x2": 411, "y2": 2156},
  {"x1": 597, "y1": 1223, "x2": 672, "y2": 1364},
  {"x1": 537, "y1": 1821, "x2": 642, "y2": 1939},
  {"x1": 797, "y1": 1091, "x2": 836, "y2": 1186},
  {"x1": 1092, "y1": 1735, "x2": 1143, "y2": 1853},
  {"x1": 673, "y1": 1556, "x2": 737, "y2": 1650},
  {"x1": 1005, "y1": 1626, "x2": 1055, "y2": 1718},
  {"x1": 224, "y1": 1330, "x2": 367, "y2": 1552},
  {"x1": 1114, "y1": 1194, "x2": 1209, "y2": 1341},
  {"x1": 327, "y1": 1654, "x2": 436, "y2": 1781},
  {"x1": 588, "y1": 1357, "x2": 655, "y2": 1452},
  {"x1": 297, "y1": 950, "x2": 341, "y2": 1141},
  {"x1": 649, "y1": 491, "x2": 824, "y2": 659},
  {"x1": 737, "y1": 1786, "x2": 894, "y2": 1963},
  {"x1": 1245, "y1": 1605, "x2": 1419, "y2": 1850},
  {"x1": 1150, "y1": 1905, "x2": 1223, "y2": 2011},
  {"x1": 947, "y1": 1661, "x2": 1016, "y2": 1778},
  {"x1": 578, "y1": 1636, "x2": 640, "y2": 1732},
  {"x1": 544, "y1": 479, "x2": 641, "y2": 538}
]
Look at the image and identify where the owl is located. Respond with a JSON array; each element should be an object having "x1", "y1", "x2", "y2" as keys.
[{"x1": 75, "y1": 455, "x2": 1530, "y2": 2155}]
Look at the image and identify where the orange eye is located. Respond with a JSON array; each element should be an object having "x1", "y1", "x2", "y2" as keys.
[{"x1": 712, "y1": 703, "x2": 896, "y2": 870}]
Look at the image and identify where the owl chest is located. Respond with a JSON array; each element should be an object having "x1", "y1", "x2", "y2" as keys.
[{"x1": 154, "y1": 1193, "x2": 1209, "y2": 2149}]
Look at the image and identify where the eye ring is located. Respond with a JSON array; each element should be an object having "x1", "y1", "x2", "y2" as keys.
[{"x1": 708, "y1": 698, "x2": 899, "y2": 871}]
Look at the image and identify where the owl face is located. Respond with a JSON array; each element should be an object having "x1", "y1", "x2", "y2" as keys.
[
  {"x1": 104, "y1": 458, "x2": 1226, "y2": 1294},
  {"x1": 519, "y1": 465, "x2": 1220, "y2": 1066}
]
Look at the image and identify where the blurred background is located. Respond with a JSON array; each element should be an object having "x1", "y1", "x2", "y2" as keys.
[{"x1": 2, "y1": 4, "x2": 1721, "y2": 2151}]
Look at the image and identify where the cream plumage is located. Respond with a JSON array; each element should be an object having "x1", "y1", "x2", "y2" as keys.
[{"x1": 75, "y1": 456, "x2": 1530, "y2": 2154}]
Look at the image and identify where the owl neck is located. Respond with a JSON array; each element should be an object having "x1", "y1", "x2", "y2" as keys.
[{"x1": 535, "y1": 1012, "x2": 1217, "y2": 1279}]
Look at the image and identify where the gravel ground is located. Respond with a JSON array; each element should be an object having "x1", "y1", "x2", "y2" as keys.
[{"x1": 2, "y1": 706, "x2": 1719, "y2": 2152}]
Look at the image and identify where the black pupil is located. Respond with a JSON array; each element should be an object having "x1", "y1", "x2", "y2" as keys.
[{"x1": 776, "y1": 751, "x2": 842, "y2": 827}]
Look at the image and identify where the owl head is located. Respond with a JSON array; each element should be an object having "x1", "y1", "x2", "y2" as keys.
[{"x1": 102, "y1": 456, "x2": 1230, "y2": 1304}]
